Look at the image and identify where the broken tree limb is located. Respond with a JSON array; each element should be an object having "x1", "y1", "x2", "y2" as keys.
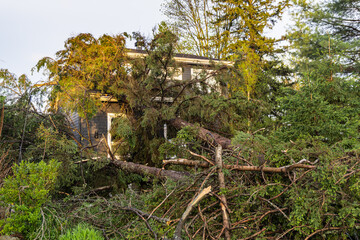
[
  {"x1": 163, "y1": 159, "x2": 209, "y2": 168},
  {"x1": 229, "y1": 163, "x2": 316, "y2": 173},
  {"x1": 173, "y1": 186, "x2": 212, "y2": 240},
  {"x1": 187, "y1": 150, "x2": 214, "y2": 166},
  {"x1": 215, "y1": 145, "x2": 231, "y2": 240},
  {"x1": 163, "y1": 159, "x2": 316, "y2": 173},
  {"x1": 170, "y1": 118, "x2": 233, "y2": 149},
  {"x1": 112, "y1": 159, "x2": 191, "y2": 181},
  {"x1": 104, "y1": 135, "x2": 191, "y2": 181}
]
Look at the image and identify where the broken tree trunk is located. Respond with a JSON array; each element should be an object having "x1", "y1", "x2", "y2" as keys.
[
  {"x1": 215, "y1": 145, "x2": 231, "y2": 240},
  {"x1": 170, "y1": 118, "x2": 233, "y2": 149}
]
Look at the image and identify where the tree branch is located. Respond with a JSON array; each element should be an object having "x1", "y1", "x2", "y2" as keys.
[
  {"x1": 173, "y1": 186, "x2": 212, "y2": 240},
  {"x1": 163, "y1": 158, "x2": 316, "y2": 173}
]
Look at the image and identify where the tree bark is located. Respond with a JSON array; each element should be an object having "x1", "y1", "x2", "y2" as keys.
[
  {"x1": 111, "y1": 159, "x2": 191, "y2": 181},
  {"x1": 170, "y1": 118, "x2": 233, "y2": 149},
  {"x1": 215, "y1": 145, "x2": 231, "y2": 240},
  {"x1": 163, "y1": 158, "x2": 210, "y2": 168},
  {"x1": 173, "y1": 186, "x2": 212, "y2": 240},
  {"x1": 163, "y1": 159, "x2": 316, "y2": 173}
]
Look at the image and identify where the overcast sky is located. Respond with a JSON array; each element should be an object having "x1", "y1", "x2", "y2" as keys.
[
  {"x1": 0, "y1": 0, "x2": 164, "y2": 82},
  {"x1": 0, "y1": 0, "x2": 290, "y2": 83}
]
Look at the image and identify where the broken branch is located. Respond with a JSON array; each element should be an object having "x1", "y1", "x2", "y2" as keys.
[
  {"x1": 163, "y1": 158, "x2": 316, "y2": 173},
  {"x1": 215, "y1": 145, "x2": 231, "y2": 240},
  {"x1": 173, "y1": 186, "x2": 212, "y2": 240}
]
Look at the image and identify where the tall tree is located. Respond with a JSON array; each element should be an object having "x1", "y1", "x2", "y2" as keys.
[
  {"x1": 163, "y1": 0, "x2": 292, "y2": 132},
  {"x1": 163, "y1": 0, "x2": 231, "y2": 59},
  {"x1": 278, "y1": 0, "x2": 360, "y2": 144},
  {"x1": 36, "y1": 33, "x2": 128, "y2": 119},
  {"x1": 214, "y1": 0, "x2": 290, "y2": 56},
  {"x1": 289, "y1": 0, "x2": 360, "y2": 76}
]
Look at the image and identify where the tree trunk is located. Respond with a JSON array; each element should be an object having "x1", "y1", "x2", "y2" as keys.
[
  {"x1": 215, "y1": 145, "x2": 231, "y2": 240},
  {"x1": 111, "y1": 159, "x2": 191, "y2": 181},
  {"x1": 170, "y1": 118, "x2": 233, "y2": 149}
]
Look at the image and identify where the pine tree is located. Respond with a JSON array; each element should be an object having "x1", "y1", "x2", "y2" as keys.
[{"x1": 279, "y1": 0, "x2": 360, "y2": 144}]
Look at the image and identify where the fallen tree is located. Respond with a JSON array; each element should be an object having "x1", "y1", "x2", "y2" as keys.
[
  {"x1": 111, "y1": 159, "x2": 191, "y2": 181},
  {"x1": 103, "y1": 136, "x2": 191, "y2": 181},
  {"x1": 170, "y1": 118, "x2": 234, "y2": 149}
]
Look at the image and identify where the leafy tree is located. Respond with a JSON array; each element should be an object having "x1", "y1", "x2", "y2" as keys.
[
  {"x1": 213, "y1": 0, "x2": 291, "y2": 102},
  {"x1": 162, "y1": 0, "x2": 231, "y2": 59},
  {"x1": 35, "y1": 33, "x2": 128, "y2": 120},
  {"x1": 213, "y1": 0, "x2": 290, "y2": 56}
]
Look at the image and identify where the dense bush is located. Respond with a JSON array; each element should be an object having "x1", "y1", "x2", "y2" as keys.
[
  {"x1": 59, "y1": 223, "x2": 104, "y2": 240},
  {"x1": 0, "y1": 160, "x2": 60, "y2": 238}
]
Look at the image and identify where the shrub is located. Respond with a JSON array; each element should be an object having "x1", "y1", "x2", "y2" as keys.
[
  {"x1": 59, "y1": 223, "x2": 104, "y2": 240},
  {"x1": 0, "y1": 160, "x2": 60, "y2": 238}
]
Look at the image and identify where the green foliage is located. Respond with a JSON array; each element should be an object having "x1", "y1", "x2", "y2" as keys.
[
  {"x1": 36, "y1": 33, "x2": 128, "y2": 119},
  {"x1": 59, "y1": 223, "x2": 104, "y2": 240},
  {"x1": 6, "y1": 2, "x2": 357, "y2": 238},
  {"x1": 276, "y1": 68, "x2": 360, "y2": 145},
  {"x1": 0, "y1": 160, "x2": 60, "y2": 237},
  {"x1": 159, "y1": 125, "x2": 201, "y2": 161},
  {"x1": 43, "y1": 179, "x2": 182, "y2": 240},
  {"x1": 26, "y1": 205, "x2": 67, "y2": 240},
  {"x1": 111, "y1": 116, "x2": 135, "y2": 149}
]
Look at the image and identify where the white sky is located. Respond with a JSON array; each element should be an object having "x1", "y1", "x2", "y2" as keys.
[
  {"x1": 0, "y1": 0, "x2": 290, "y2": 83},
  {"x1": 0, "y1": 0, "x2": 165, "y2": 82}
]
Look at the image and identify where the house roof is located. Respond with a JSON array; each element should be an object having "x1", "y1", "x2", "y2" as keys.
[
  {"x1": 33, "y1": 49, "x2": 233, "y2": 87},
  {"x1": 127, "y1": 49, "x2": 233, "y2": 67}
]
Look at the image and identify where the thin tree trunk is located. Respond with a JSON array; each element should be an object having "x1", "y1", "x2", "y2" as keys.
[{"x1": 215, "y1": 145, "x2": 231, "y2": 240}]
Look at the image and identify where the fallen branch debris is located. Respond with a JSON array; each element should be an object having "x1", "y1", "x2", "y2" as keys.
[
  {"x1": 112, "y1": 159, "x2": 191, "y2": 181},
  {"x1": 170, "y1": 118, "x2": 234, "y2": 149},
  {"x1": 173, "y1": 186, "x2": 212, "y2": 240},
  {"x1": 163, "y1": 158, "x2": 316, "y2": 173}
]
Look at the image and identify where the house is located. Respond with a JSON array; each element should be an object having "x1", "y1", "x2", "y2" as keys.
[{"x1": 68, "y1": 49, "x2": 232, "y2": 154}]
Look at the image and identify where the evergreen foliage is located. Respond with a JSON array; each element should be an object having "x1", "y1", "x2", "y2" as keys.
[{"x1": 59, "y1": 223, "x2": 104, "y2": 240}]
